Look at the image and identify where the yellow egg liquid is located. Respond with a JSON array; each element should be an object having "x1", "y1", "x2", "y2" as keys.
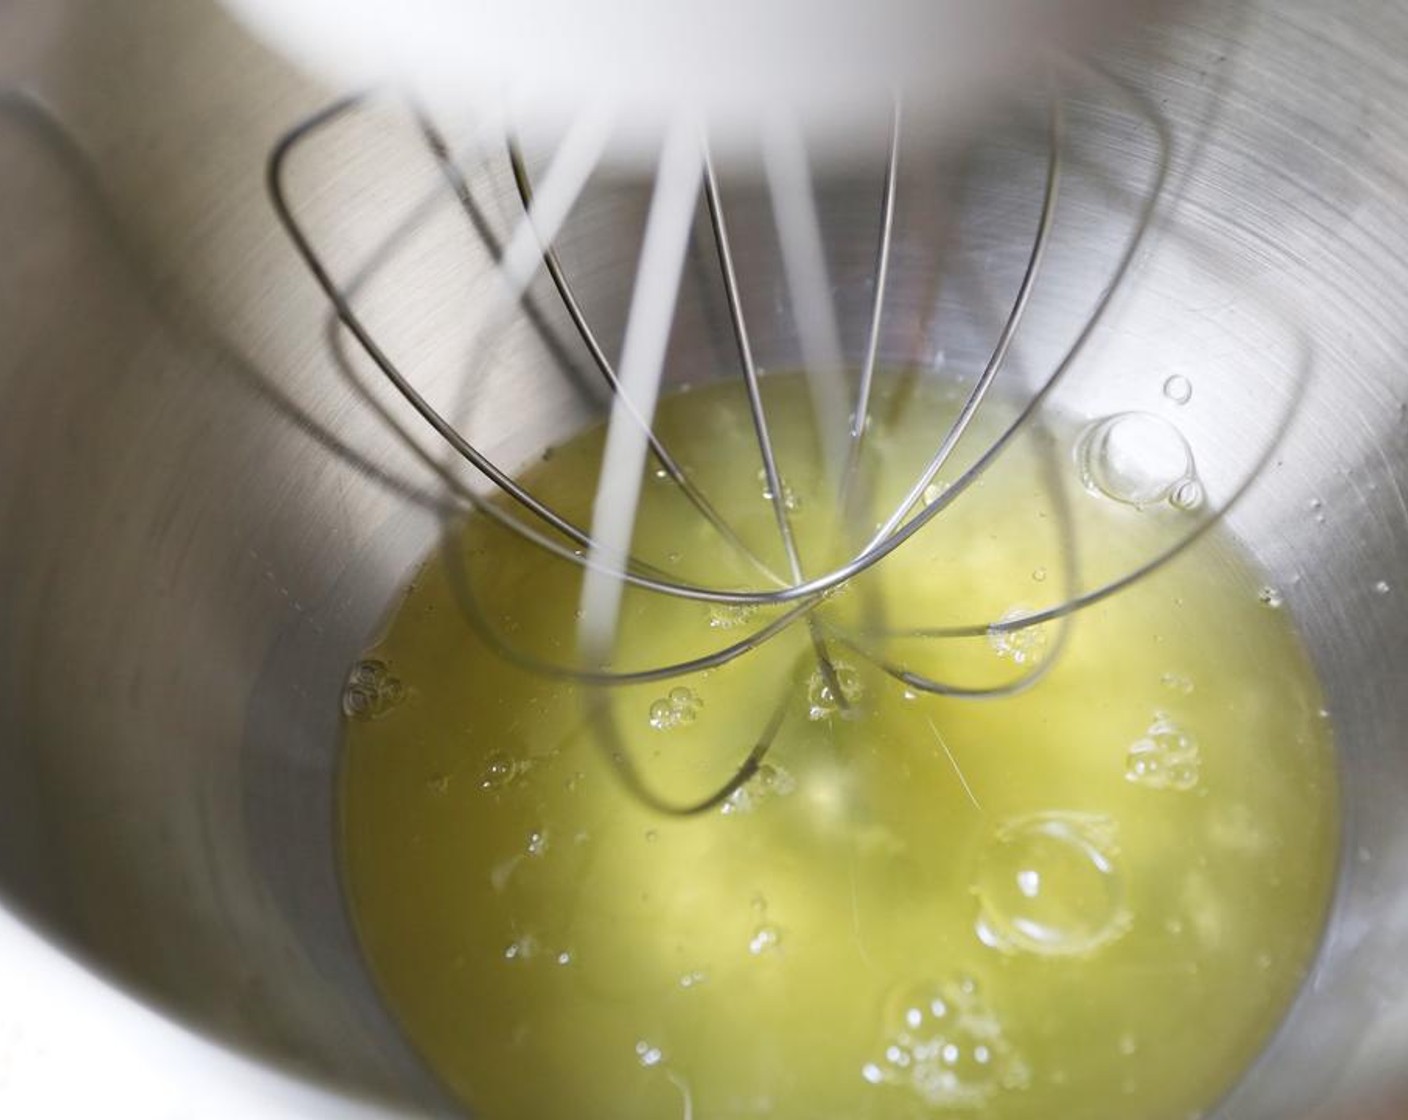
[{"x1": 340, "y1": 374, "x2": 1338, "y2": 1120}]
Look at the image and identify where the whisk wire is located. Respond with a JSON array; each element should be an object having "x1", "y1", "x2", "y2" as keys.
[
  {"x1": 868, "y1": 96, "x2": 1063, "y2": 550},
  {"x1": 839, "y1": 96, "x2": 903, "y2": 517},
  {"x1": 702, "y1": 140, "x2": 849, "y2": 709},
  {"x1": 270, "y1": 65, "x2": 1192, "y2": 705}
]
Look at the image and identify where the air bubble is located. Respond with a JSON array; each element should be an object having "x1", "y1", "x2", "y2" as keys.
[
  {"x1": 349, "y1": 660, "x2": 385, "y2": 687},
  {"x1": 862, "y1": 977, "x2": 1030, "y2": 1108},
  {"x1": 757, "y1": 468, "x2": 801, "y2": 511},
  {"x1": 1125, "y1": 714, "x2": 1201, "y2": 792},
  {"x1": 1162, "y1": 375, "x2": 1193, "y2": 405},
  {"x1": 1077, "y1": 413, "x2": 1195, "y2": 507},
  {"x1": 1258, "y1": 586, "x2": 1283, "y2": 609},
  {"x1": 708, "y1": 602, "x2": 759, "y2": 630},
  {"x1": 807, "y1": 661, "x2": 864, "y2": 721},
  {"x1": 649, "y1": 687, "x2": 701, "y2": 730},
  {"x1": 973, "y1": 813, "x2": 1130, "y2": 958},
  {"x1": 987, "y1": 608, "x2": 1049, "y2": 666},
  {"x1": 1031, "y1": 567, "x2": 1047, "y2": 583},
  {"x1": 634, "y1": 1041, "x2": 664, "y2": 1068},
  {"x1": 342, "y1": 659, "x2": 408, "y2": 721},
  {"x1": 923, "y1": 481, "x2": 950, "y2": 507},
  {"x1": 748, "y1": 926, "x2": 782, "y2": 956},
  {"x1": 1374, "y1": 580, "x2": 1391, "y2": 596},
  {"x1": 341, "y1": 686, "x2": 377, "y2": 719},
  {"x1": 721, "y1": 762, "x2": 797, "y2": 816},
  {"x1": 479, "y1": 751, "x2": 522, "y2": 792},
  {"x1": 1170, "y1": 478, "x2": 1204, "y2": 511},
  {"x1": 1160, "y1": 672, "x2": 1195, "y2": 695}
]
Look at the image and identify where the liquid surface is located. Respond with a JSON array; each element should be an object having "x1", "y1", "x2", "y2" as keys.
[{"x1": 341, "y1": 376, "x2": 1338, "y2": 1120}]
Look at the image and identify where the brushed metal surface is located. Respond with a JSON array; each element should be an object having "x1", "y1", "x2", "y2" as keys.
[{"x1": 0, "y1": 1, "x2": 1405, "y2": 1117}]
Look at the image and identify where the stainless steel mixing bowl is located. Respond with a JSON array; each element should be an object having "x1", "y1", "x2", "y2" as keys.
[{"x1": 1, "y1": 1, "x2": 1406, "y2": 1116}]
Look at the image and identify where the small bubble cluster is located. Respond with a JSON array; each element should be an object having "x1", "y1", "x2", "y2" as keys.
[
  {"x1": 479, "y1": 750, "x2": 524, "y2": 792},
  {"x1": 342, "y1": 659, "x2": 407, "y2": 721},
  {"x1": 1125, "y1": 714, "x2": 1200, "y2": 792},
  {"x1": 634, "y1": 1040, "x2": 665, "y2": 1068},
  {"x1": 807, "y1": 661, "x2": 864, "y2": 721},
  {"x1": 721, "y1": 762, "x2": 798, "y2": 816},
  {"x1": 1160, "y1": 672, "x2": 1195, "y2": 695},
  {"x1": 974, "y1": 813, "x2": 1130, "y2": 958},
  {"x1": 649, "y1": 686, "x2": 702, "y2": 731},
  {"x1": 987, "y1": 608, "x2": 1049, "y2": 666},
  {"x1": 1257, "y1": 586, "x2": 1284, "y2": 610},
  {"x1": 708, "y1": 602, "x2": 760, "y2": 630},
  {"x1": 922, "y1": 481, "x2": 950, "y2": 507},
  {"x1": 748, "y1": 925, "x2": 782, "y2": 956},
  {"x1": 757, "y1": 468, "x2": 801, "y2": 512},
  {"x1": 1077, "y1": 413, "x2": 1198, "y2": 508},
  {"x1": 861, "y1": 976, "x2": 1030, "y2": 1109}
]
